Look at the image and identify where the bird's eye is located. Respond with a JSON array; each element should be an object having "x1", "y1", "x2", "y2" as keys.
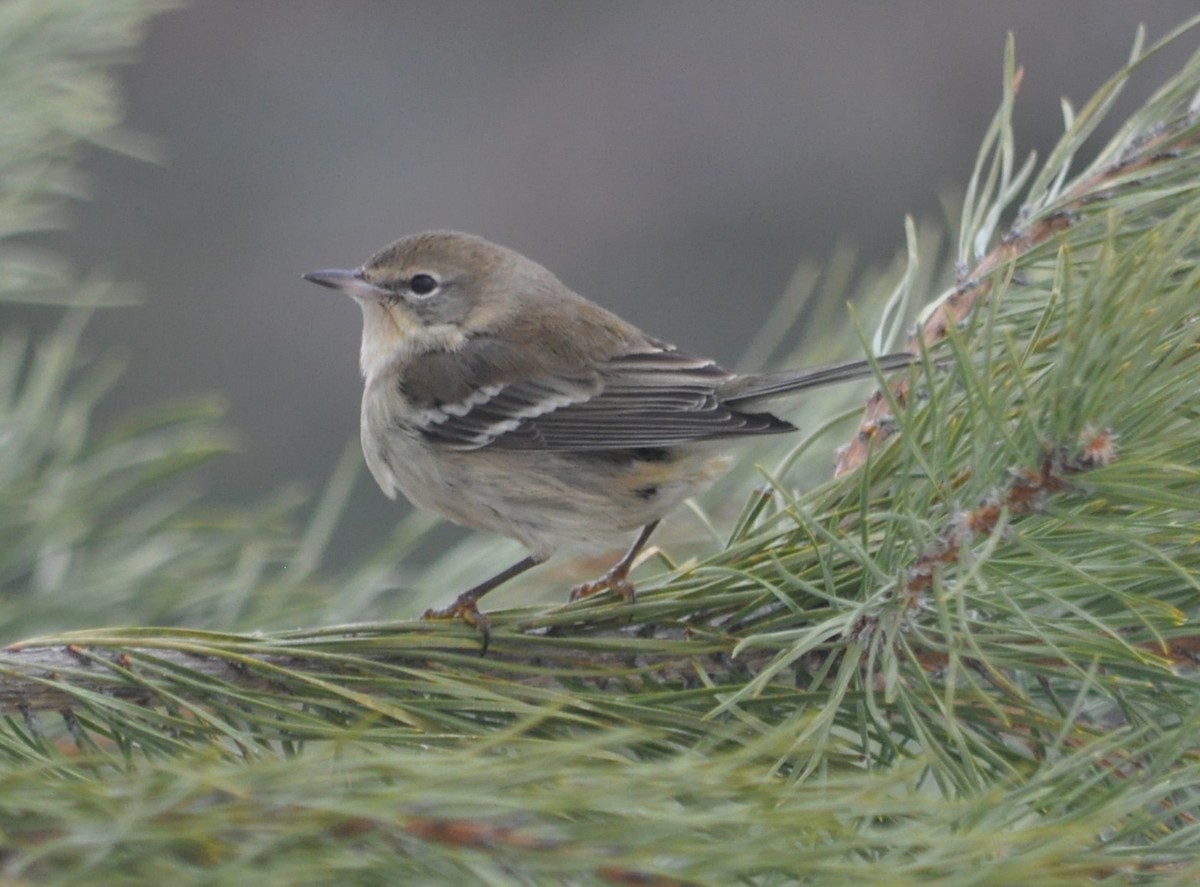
[{"x1": 409, "y1": 273, "x2": 439, "y2": 296}]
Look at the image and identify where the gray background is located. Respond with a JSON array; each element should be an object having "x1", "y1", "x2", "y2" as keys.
[{"x1": 48, "y1": 2, "x2": 1198, "y2": 565}]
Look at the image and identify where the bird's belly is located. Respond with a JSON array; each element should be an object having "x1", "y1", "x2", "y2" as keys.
[{"x1": 362, "y1": 416, "x2": 730, "y2": 557}]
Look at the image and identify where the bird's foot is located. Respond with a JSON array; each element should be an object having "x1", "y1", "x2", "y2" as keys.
[
  {"x1": 422, "y1": 597, "x2": 492, "y2": 655},
  {"x1": 569, "y1": 566, "x2": 637, "y2": 604}
]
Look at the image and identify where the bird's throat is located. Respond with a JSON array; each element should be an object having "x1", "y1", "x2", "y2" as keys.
[{"x1": 358, "y1": 302, "x2": 466, "y2": 381}]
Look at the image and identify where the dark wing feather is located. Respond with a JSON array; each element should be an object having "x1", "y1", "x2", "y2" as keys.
[{"x1": 410, "y1": 342, "x2": 794, "y2": 451}]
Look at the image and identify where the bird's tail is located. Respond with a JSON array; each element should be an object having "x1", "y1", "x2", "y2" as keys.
[{"x1": 721, "y1": 352, "x2": 912, "y2": 406}]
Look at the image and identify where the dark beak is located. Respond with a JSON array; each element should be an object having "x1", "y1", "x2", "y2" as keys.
[{"x1": 302, "y1": 268, "x2": 390, "y2": 299}]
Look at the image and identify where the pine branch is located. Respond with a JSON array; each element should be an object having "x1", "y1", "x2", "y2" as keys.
[
  {"x1": 0, "y1": 621, "x2": 749, "y2": 717},
  {"x1": 836, "y1": 22, "x2": 1200, "y2": 476}
]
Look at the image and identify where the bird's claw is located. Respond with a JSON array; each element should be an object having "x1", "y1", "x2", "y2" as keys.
[
  {"x1": 422, "y1": 598, "x2": 492, "y2": 655},
  {"x1": 569, "y1": 570, "x2": 636, "y2": 604}
]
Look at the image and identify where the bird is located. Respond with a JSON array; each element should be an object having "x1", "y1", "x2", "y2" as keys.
[{"x1": 303, "y1": 231, "x2": 909, "y2": 650}]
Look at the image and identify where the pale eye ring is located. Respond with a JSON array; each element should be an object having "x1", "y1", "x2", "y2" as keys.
[{"x1": 409, "y1": 273, "x2": 439, "y2": 296}]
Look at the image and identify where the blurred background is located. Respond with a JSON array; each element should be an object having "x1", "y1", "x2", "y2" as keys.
[{"x1": 39, "y1": 1, "x2": 1198, "y2": 569}]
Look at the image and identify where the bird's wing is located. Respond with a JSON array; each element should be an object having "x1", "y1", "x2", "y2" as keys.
[{"x1": 402, "y1": 339, "x2": 793, "y2": 452}]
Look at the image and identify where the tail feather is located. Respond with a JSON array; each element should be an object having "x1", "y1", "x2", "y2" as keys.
[{"x1": 721, "y1": 352, "x2": 912, "y2": 405}]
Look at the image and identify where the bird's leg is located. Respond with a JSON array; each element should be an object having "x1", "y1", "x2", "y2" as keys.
[
  {"x1": 423, "y1": 553, "x2": 545, "y2": 654},
  {"x1": 569, "y1": 520, "x2": 660, "y2": 604}
]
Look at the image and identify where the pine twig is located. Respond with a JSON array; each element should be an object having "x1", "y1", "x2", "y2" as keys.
[{"x1": 836, "y1": 43, "x2": 1200, "y2": 476}]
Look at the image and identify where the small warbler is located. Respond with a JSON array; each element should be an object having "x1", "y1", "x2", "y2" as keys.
[{"x1": 304, "y1": 231, "x2": 909, "y2": 649}]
